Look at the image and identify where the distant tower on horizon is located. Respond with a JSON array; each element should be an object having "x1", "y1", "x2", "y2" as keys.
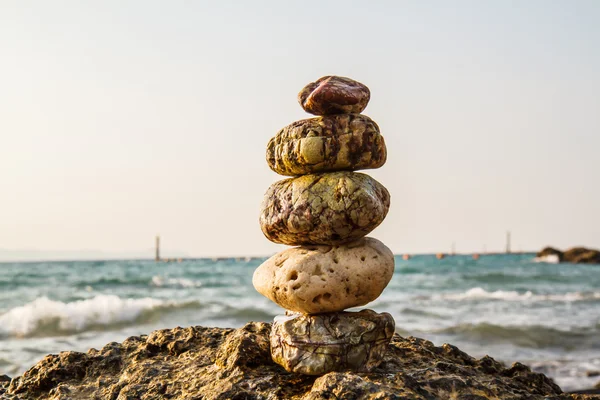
[
  {"x1": 506, "y1": 231, "x2": 511, "y2": 254},
  {"x1": 155, "y1": 236, "x2": 160, "y2": 262}
]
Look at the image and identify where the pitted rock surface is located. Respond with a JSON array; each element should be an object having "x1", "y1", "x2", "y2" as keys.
[
  {"x1": 2, "y1": 323, "x2": 595, "y2": 399},
  {"x1": 260, "y1": 171, "x2": 390, "y2": 246},
  {"x1": 253, "y1": 238, "x2": 394, "y2": 314},
  {"x1": 298, "y1": 76, "x2": 370, "y2": 115},
  {"x1": 266, "y1": 114, "x2": 386, "y2": 176},
  {"x1": 270, "y1": 310, "x2": 395, "y2": 375}
]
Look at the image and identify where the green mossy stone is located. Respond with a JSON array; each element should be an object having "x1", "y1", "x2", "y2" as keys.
[
  {"x1": 267, "y1": 114, "x2": 386, "y2": 176},
  {"x1": 259, "y1": 172, "x2": 390, "y2": 246}
]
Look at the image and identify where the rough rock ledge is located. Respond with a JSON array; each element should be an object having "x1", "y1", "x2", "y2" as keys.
[
  {"x1": 537, "y1": 246, "x2": 600, "y2": 264},
  {"x1": 1, "y1": 323, "x2": 598, "y2": 400}
]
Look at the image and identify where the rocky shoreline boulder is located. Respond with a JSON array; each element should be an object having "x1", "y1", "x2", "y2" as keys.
[
  {"x1": 563, "y1": 247, "x2": 600, "y2": 264},
  {"x1": 2, "y1": 323, "x2": 599, "y2": 399},
  {"x1": 537, "y1": 247, "x2": 600, "y2": 264}
]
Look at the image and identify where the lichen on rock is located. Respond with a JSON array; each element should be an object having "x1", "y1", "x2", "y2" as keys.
[
  {"x1": 259, "y1": 171, "x2": 390, "y2": 246},
  {"x1": 266, "y1": 114, "x2": 386, "y2": 176}
]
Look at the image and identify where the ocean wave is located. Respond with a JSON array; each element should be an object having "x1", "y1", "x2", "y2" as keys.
[
  {"x1": 394, "y1": 267, "x2": 423, "y2": 274},
  {"x1": 435, "y1": 287, "x2": 600, "y2": 302},
  {"x1": 0, "y1": 295, "x2": 198, "y2": 338},
  {"x1": 71, "y1": 275, "x2": 204, "y2": 289},
  {"x1": 151, "y1": 275, "x2": 202, "y2": 288},
  {"x1": 73, "y1": 277, "x2": 152, "y2": 288},
  {"x1": 435, "y1": 322, "x2": 598, "y2": 350},
  {"x1": 462, "y1": 272, "x2": 569, "y2": 284},
  {"x1": 399, "y1": 307, "x2": 444, "y2": 319},
  {"x1": 534, "y1": 254, "x2": 560, "y2": 264},
  {"x1": 219, "y1": 306, "x2": 276, "y2": 321}
]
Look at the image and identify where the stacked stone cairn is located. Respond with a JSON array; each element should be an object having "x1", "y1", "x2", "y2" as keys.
[{"x1": 253, "y1": 76, "x2": 395, "y2": 375}]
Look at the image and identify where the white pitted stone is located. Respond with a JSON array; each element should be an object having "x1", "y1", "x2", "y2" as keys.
[{"x1": 252, "y1": 237, "x2": 394, "y2": 314}]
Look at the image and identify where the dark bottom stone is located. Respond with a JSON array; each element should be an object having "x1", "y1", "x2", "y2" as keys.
[{"x1": 270, "y1": 309, "x2": 395, "y2": 375}]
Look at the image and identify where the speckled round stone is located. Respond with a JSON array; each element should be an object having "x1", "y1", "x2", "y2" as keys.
[
  {"x1": 259, "y1": 172, "x2": 390, "y2": 246},
  {"x1": 266, "y1": 114, "x2": 387, "y2": 176},
  {"x1": 270, "y1": 309, "x2": 395, "y2": 375},
  {"x1": 298, "y1": 76, "x2": 370, "y2": 115},
  {"x1": 253, "y1": 237, "x2": 394, "y2": 314}
]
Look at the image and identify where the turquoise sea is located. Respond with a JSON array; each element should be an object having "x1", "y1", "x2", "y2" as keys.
[{"x1": 1, "y1": 254, "x2": 599, "y2": 391}]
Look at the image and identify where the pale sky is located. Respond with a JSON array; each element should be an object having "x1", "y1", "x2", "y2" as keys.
[{"x1": 1, "y1": 1, "x2": 599, "y2": 259}]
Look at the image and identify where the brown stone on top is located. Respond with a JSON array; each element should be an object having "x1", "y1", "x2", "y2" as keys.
[
  {"x1": 259, "y1": 171, "x2": 390, "y2": 246},
  {"x1": 266, "y1": 114, "x2": 387, "y2": 176},
  {"x1": 270, "y1": 310, "x2": 395, "y2": 375},
  {"x1": 298, "y1": 76, "x2": 370, "y2": 115}
]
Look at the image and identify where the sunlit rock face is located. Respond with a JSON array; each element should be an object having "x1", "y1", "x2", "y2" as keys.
[{"x1": 1, "y1": 323, "x2": 571, "y2": 399}]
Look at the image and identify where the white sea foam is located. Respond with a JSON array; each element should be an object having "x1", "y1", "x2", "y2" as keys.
[
  {"x1": 534, "y1": 254, "x2": 560, "y2": 263},
  {"x1": 151, "y1": 275, "x2": 202, "y2": 288},
  {"x1": 0, "y1": 295, "x2": 170, "y2": 337},
  {"x1": 436, "y1": 287, "x2": 600, "y2": 302}
]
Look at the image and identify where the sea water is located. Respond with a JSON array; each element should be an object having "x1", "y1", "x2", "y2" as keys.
[{"x1": 1, "y1": 254, "x2": 599, "y2": 391}]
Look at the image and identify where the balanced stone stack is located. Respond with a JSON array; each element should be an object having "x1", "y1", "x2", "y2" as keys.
[{"x1": 253, "y1": 76, "x2": 395, "y2": 375}]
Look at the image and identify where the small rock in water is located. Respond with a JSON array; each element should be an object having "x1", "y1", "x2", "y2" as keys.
[
  {"x1": 260, "y1": 171, "x2": 390, "y2": 246},
  {"x1": 253, "y1": 237, "x2": 394, "y2": 314},
  {"x1": 298, "y1": 76, "x2": 370, "y2": 115},
  {"x1": 266, "y1": 114, "x2": 387, "y2": 176},
  {"x1": 270, "y1": 309, "x2": 395, "y2": 375}
]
